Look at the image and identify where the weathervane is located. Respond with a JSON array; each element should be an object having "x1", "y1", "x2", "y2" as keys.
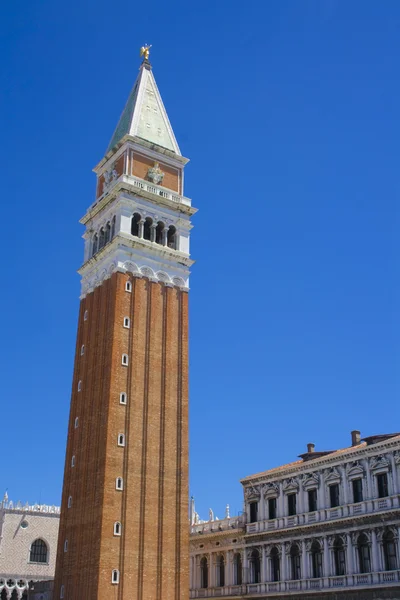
[{"x1": 140, "y1": 44, "x2": 152, "y2": 61}]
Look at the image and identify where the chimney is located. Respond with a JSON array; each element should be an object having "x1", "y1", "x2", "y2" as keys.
[
  {"x1": 307, "y1": 443, "x2": 315, "y2": 453},
  {"x1": 351, "y1": 430, "x2": 361, "y2": 446}
]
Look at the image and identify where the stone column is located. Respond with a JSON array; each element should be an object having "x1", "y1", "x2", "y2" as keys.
[
  {"x1": 390, "y1": 454, "x2": 398, "y2": 495},
  {"x1": 150, "y1": 223, "x2": 157, "y2": 242},
  {"x1": 371, "y1": 529, "x2": 380, "y2": 572},
  {"x1": 301, "y1": 540, "x2": 308, "y2": 580},
  {"x1": 261, "y1": 546, "x2": 267, "y2": 582},
  {"x1": 162, "y1": 227, "x2": 168, "y2": 246},
  {"x1": 365, "y1": 460, "x2": 372, "y2": 500},
  {"x1": 243, "y1": 551, "x2": 249, "y2": 584},
  {"x1": 319, "y1": 471, "x2": 326, "y2": 510},
  {"x1": 323, "y1": 536, "x2": 330, "y2": 577},
  {"x1": 259, "y1": 496, "x2": 265, "y2": 522},
  {"x1": 138, "y1": 219, "x2": 145, "y2": 239},
  {"x1": 278, "y1": 483, "x2": 284, "y2": 519},
  {"x1": 346, "y1": 533, "x2": 354, "y2": 575},
  {"x1": 281, "y1": 545, "x2": 287, "y2": 584},
  {"x1": 341, "y1": 466, "x2": 348, "y2": 505}
]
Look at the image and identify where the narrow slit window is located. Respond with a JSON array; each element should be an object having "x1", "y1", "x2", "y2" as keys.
[
  {"x1": 125, "y1": 281, "x2": 132, "y2": 292},
  {"x1": 114, "y1": 522, "x2": 121, "y2": 536},
  {"x1": 64, "y1": 540, "x2": 68, "y2": 552},
  {"x1": 122, "y1": 354, "x2": 129, "y2": 366},
  {"x1": 80, "y1": 345, "x2": 85, "y2": 356},
  {"x1": 71, "y1": 455, "x2": 75, "y2": 467},
  {"x1": 60, "y1": 585, "x2": 65, "y2": 599},
  {"x1": 68, "y1": 496, "x2": 72, "y2": 508},
  {"x1": 118, "y1": 434, "x2": 125, "y2": 447},
  {"x1": 74, "y1": 417, "x2": 79, "y2": 428},
  {"x1": 123, "y1": 317, "x2": 130, "y2": 328},
  {"x1": 84, "y1": 310, "x2": 88, "y2": 321},
  {"x1": 112, "y1": 570, "x2": 120, "y2": 584},
  {"x1": 77, "y1": 380, "x2": 82, "y2": 392},
  {"x1": 120, "y1": 392, "x2": 127, "y2": 405},
  {"x1": 116, "y1": 477, "x2": 123, "y2": 491}
]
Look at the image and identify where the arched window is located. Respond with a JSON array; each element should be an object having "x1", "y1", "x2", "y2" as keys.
[
  {"x1": 249, "y1": 549, "x2": 261, "y2": 583},
  {"x1": 74, "y1": 417, "x2": 79, "y2": 428},
  {"x1": 116, "y1": 477, "x2": 123, "y2": 490},
  {"x1": 84, "y1": 310, "x2": 88, "y2": 321},
  {"x1": 131, "y1": 213, "x2": 141, "y2": 237},
  {"x1": 71, "y1": 455, "x2": 75, "y2": 467},
  {"x1": 311, "y1": 541, "x2": 323, "y2": 579},
  {"x1": 383, "y1": 530, "x2": 398, "y2": 571},
  {"x1": 114, "y1": 522, "x2": 121, "y2": 536},
  {"x1": 290, "y1": 544, "x2": 301, "y2": 580},
  {"x1": 200, "y1": 557, "x2": 208, "y2": 588},
  {"x1": 60, "y1": 585, "x2": 65, "y2": 599},
  {"x1": 68, "y1": 496, "x2": 72, "y2": 508},
  {"x1": 122, "y1": 354, "x2": 129, "y2": 366},
  {"x1": 80, "y1": 345, "x2": 85, "y2": 355},
  {"x1": 358, "y1": 533, "x2": 371, "y2": 573},
  {"x1": 64, "y1": 540, "x2": 68, "y2": 552},
  {"x1": 111, "y1": 215, "x2": 116, "y2": 239},
  {"x1": 125, "y1": 281, "x2": 132, "y2": 292},
  {"x1": 143, "y1": 217, "x2": 153, "y2": 241},
  {"x1": 117, "y1": 433, "x2": 125, "y2": 447},
  {"x1": 156, "y1": 221, "x2": 165, "y2": 245},
  {"x1": 29, "y1": 539, "x2": 48, "y2": 563},
  {"x1": 167, "y1": 225, "x2": 177, "y2": 250},
  {"x1": 92, "y1": 234, "x2": 98, "y2": 257},
  {"x1": 333, "y1": 537, "x2": 346, "y2": 576},
  {"x1": 123, "y1": 317, "x2": 130, "y2": 328},
  {"x1": 78, "y1": 380, "x2": 82, "y2": 391},
  {"x1": 105, "y1": 222, "x2": 111, "y2": 245},
  {"x1": 112, "y1": 570, "x2": 119, "y2": 584},
  {"x1": 270, "y1": 547, "x2": 280, "y2": 582},
  {"x1": 99, "y1": 228, "x2": 105, "y2": 250},
  {"x1": 120, "y1": 392, "x2": 127, "y2": 405},
  {"x1": 233, "y1": 553, "x2": 242, "y2": 585},
  {"x1": 216, "y1": 555, "x2": 225, "y2": 587}
]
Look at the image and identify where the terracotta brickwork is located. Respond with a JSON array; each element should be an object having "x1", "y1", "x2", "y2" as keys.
[
  {"x1": 96, "y1": 152, "x2": 126, "y2": 198},
  {"x1": 130, "y1": 151, "x2": 181, "y2": 193},
  {"x1": 54, "y1": 272, "x2": 189, "y2": 600}
]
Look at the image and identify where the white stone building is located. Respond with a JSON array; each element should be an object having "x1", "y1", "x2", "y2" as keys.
[
  {"x1": 190, "y1": 431, "x2": 400, "y2": 600},
  {"x1": 0, "y1": 495, "x2": 60, "y2": 600}
]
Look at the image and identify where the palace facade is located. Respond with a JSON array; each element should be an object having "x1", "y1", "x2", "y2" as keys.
[{"x1": 190, "y1": 431, "x2": 400, "y2": 600}]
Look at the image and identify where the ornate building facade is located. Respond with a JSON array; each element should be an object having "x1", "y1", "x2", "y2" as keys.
[
  {"x1": 53, "y1": 49, "x2": 195, "y2": 600},
  {"x1": 190, "y1": 431, "x2": 400, "y2": 599},
  {"x1": 0, "y1": 494, "x2": 60, "y2": 600}
]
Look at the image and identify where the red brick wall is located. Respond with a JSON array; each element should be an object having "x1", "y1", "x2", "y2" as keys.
[{"x1": 54, "y1": 272, "x2": 189, "y2": 600}]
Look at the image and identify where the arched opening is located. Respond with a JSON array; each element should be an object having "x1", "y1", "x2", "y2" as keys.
[
  {"x1": 290, "y1": 544, "x2": 301, "y2": 580},
  {"x1": 383, "y1": 530, "x2": 398, "y2": 571},
  {"x1": 249, "y1": 549, "x2": 261, "y2": 584},
  {"x1": 111, "y1": 215, "x2": 116, "y2": 239},
  {"x1": 91, "y1": 234, "x2": 98, "y2": 257},
  {"x1": 167, "y1": 225, "x2": 177, "y2": 249},
  {"x1": 21, "y1": 592, "x2": 28, "y2": 600},
  {"x1": 216, "y1": 555, "x2": 225, "y2": 587},
  {"x1": 131, "y1": 213, "x2": 141, "y2": 237},
  {"x1": 270, "y1": 547, "x2": 280, "y2": 582},
  {"x1": 143, "y1": 217, "x2": 153, "y2": 241},
  {"x1": 29, "y1": 538, "x2": 48, "y2": 563},
  {"x1": 311, "y1": 541, "x2": 323, "y2": 578},
  {"x1": 105, "y1": 222, "x2": 111, "y2": 244},
  {"x1": 10, "y1": 590, "x2": 18, "y2": 600},
  {"x1": 233, "y1": 553, "x2": 242, "y2": 585},
  {"x1": 333, "y1": 537, "x2": 346, "y2": 576},
  {"x1": 98, "y1": 228, "x2": 105, "y2": 250},
  {"x1": 358, "y1": 533, "x2": 371, "y2": 573},
  {"x1": 200, "y1": 557, "x2": 208, "y2": 589},
  {"x1": 1, "y1": 590, "x2": 7, "y2": 600},
  {"x1": 156, "y1": 221, "x2": 165, "y2": 245}
]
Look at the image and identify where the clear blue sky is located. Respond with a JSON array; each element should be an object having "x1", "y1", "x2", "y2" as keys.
[{"x1": 1, "y1": 0, "x2": 399, "y2": 521}]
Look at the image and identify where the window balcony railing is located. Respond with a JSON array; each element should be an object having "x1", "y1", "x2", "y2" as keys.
[
  {"x1": 189, "y1": 571, "x2": 400, "y2": 597},
  {"x1": 246, "y1": 494, "x2": 400, "y2": 534}
]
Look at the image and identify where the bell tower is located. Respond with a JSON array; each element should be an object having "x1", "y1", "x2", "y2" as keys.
[{"x1": 54, "y1": 49, "x2": 196, "y2": 600}]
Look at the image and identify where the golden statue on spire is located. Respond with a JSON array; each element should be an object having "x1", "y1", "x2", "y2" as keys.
[{"x1": 140, "y1": 44, "x2": 152, "y2": 61}]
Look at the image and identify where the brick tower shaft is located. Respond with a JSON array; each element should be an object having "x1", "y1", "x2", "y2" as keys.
[{"x1": 54, "y1": 51, "x2": 195, "y2": 600}]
